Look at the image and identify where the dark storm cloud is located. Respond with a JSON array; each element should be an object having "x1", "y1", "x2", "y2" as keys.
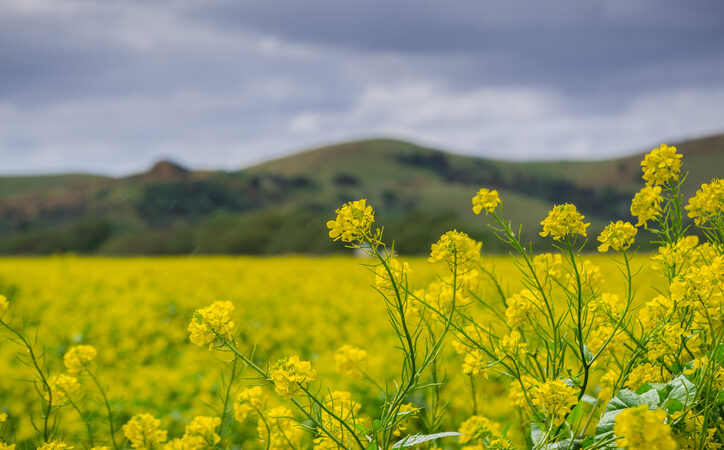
[{"x1": 0, "y1": 0, "x2": 722, "y2": 174}]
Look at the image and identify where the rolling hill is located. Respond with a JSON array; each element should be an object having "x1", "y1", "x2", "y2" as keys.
[{"x1": 0, "y1": 134, "x2": 722, "y2": 255}]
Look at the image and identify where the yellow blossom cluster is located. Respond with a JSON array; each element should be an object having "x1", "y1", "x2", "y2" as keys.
[
  {"x1": 122, "y1": 413, "x2": 168, "y2": 449},
  {"x1": 374, "y1": 258, "x2": 411, "y2": 291},
  {"x1": 630, "y1": 185, "x2": 663, "y2": 228},
  {"x1": 270, "y1": 355, "x2": 316, "y2": 399},
  {"x1": 257, "y1": 406, "x2": 302, "y2": 450},
  {"x1": 613, "y1": 405, "x2": 677, "y2": 450},
  {"x1": 334, "y1": 345, "x2": 368, "y2": 378},
  {"x1": 187, "y1": 300, "x2": 235, "y2": 348},
  {"x1": 233, "y1": 386, "x2": 268, "y2": 422},
  {"x1": 326, "y1": 199, "x2": 375, "y2": 243},
  {"x1": 640, "y1": 144, "x2": 682, "y2": 186},
  {"x1": 686, "y1": 178, "x2": 724, "y2": 225},
  {"x1": 597, "y1": 220, "x2": 637, "y2": 252},
  {"x1": 428, "y1": 230, "x2": 482, "y2": 274},
  {"x1": 63, "y1": 345, "x2": 97, "y2": 374},
  {"x1": 472, "y1": 188, "x2": 501, "y2": 215},
  {"x1": 0, "y1": 295, "x2": 8, "y2": 318},
  {"x1": 529, "y1": 379, "x2": 577, "y2": 426},
  {"x1": 539, "y1": 203, "x2": 589, "y2": 241}
]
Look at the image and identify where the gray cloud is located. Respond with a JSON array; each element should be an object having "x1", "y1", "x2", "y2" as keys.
[{"x1": 0, "y1": 0, "x2": 722, "y2": 174}]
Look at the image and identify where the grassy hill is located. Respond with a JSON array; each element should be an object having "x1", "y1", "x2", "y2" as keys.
[{"x1": 0, "y1": 135, "x2": 721, "y2": 255}]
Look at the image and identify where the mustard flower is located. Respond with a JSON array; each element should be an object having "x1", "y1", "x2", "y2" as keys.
[
  {"x1": 234, "y1": 386, "x2": 268, "y2": 422},
  {"x1": 90, "y1": 447, "x2": 109, "y2": 450},
  {"x1": 257, "y1": 406, "x2": 302, "y2": 450},
  {"x1": 458, "y1": 415, "x2": 503, "y2": 444},
  {"x1": 598, "y1": 369, "x2": 619, "y2": 405},
  {"x1": 38, "y1": 443, "x2": 72, "y2": 450},
  {"x1": 686, "y1": 178, "x2": 724, "y2": 226},
  {"x1": 391, "y1": 403, "x2": 417, "y2": 437},
  {"x1": 613, "y1": 405, "x2": 676, "y2": 450},
  {"x1": 63, "y1": 345, "x2": 97, "y2": 374},
  {"x1": 533, "y1": 253, "x2": 564, "y2": 283},
  {"x1": 529, "y1": 379, "x2": 577, "y2": 426},
  {"x1": 0, "y1": 444, "x2": 14, "y2": 450},
  {"x1": 504, "y1": 289, "x2": 540, "y2": 329},
  {"x1": 270, "y1": 356, "x2": 316, "y2": 399},
  {"x1": 597, "y1": 220, "x2": 637, "y2": 252},
  {"x1": 500, "y1": 330, "x2": 526, "y2": 356},
  {"x1": 374, "y1": 258, "x2": 411, "y2": 291},
  {"x1": 334, "y1": 345, "x2": 368, "y2": 378},
  {"x1": 472, "y1": 188, "x2": 500, "y2": 215},
  {"x1": 183, "y1": 416, "x2": 221, "y2": 446},
  {"x1": 626, "y1": 363, "x2": 662, "y2": 390},
  {"x1": 428, "y1": 230, "x2": 482, "y2": 274},
  {"x1": 122, "y1": 413, "x2": 168, "y2": 449},
  {"x1": 539, "y1": 203, "x2": 589, "y2": 241},
  {"x1": 326, "y1": 199, "x2": 375, "y2": 243},
  {"x1": 641, "y1": 144, "x2": 682, "y2": 186},
  {"x1": 508, "y1": 375, "x2": 538, "y2": 410},
  {"x1": 50, "y1": 374, "x2": 81, "y2": 402},
  {"x1": 0, "y1": 413, "x2": 6, "y2": 422},
  {"x1": 0, "y1": 295, "x2": 8, "y2": 318},
  {"x1": 630, "y1": 185, "x2": 663, "y2": 228},
  {"x1": 188, "y1": 300, "x2": 235, "y2": 348},
  {"x1": 568, "y1": 260, "x2": 605, "y2": 292},
  {"x1": 462, "y1": 349, "x2": 488, "y2": 378}
]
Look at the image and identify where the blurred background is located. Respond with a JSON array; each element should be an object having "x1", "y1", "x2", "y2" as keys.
[{"x1": 1, "y1": 0, "x2": 723, "y2": 254}]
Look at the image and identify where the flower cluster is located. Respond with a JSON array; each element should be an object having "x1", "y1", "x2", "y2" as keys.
[
  {"x1": 640, "y1": 144, "x2": 682, "y2": 186},
  {"x1": 597, "y1": 220, "x2": 637, "y2": 252},
  {"x1": 428, "y1": 230, "x2": 482, "y2": 274},
  {"x1": 458, "y1": 415, "x2": 506, "y2": 446},
  {"x1": 233, "y1": 386, "x2": 268, "y2": 422},
  {"x1": 686, "y1": 178, "x2": 724, "y2": 226},
  {"x1": 313, "y1": 391, "x2": 363, "y2": 449},
  {"x1": 472, "y1": 188, "x2": 500, "y2": 215},
  {"x1": 529, "y1": 379, "x2": 577, "y2": 426},
  {"x1": 122, "y1": 413, "x2": 167, "y2": 449},
  {"x1": 326, "y1": 199, "x2": 375, "y2": 243},
  {"x1": 505, "y1": 289, "x2": 541, "y2": 329},
  {"x1": 187, "y1": 300, "x2": 235, "y2": 348},
  {"x1": 374, "y1": 258, "x2": 411, "y2": 291},
  {"x1": 270, "y1": 356, "x2": 316, "y2": 399},
  {"x1": 257, "y1": 406, "x2": 302, "y2": 449},
  {"x1": 0, "y1": 295, "x2": 8, "y2": 318},
  {"x1": 334, "y1": 345, "x2": 368, "y2": 378},
  {"x1": 539, "y1": 203, "x2": 589, "y2": 241},
  {"x1": 63, "y1": 345, "x2": 97, "y2": 374},
  {"x1": 630, "y1": 185, "x2": 663, "y2": 228},
  {"x1": 613, "y1": 405, "x2": 676, "y2": 450},
  {"x1": 50, "y1": 374, "x2": 81, "y2": 403}
]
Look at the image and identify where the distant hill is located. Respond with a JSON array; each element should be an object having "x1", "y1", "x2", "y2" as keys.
[{"x1": 0, "y1": 134, "x2": 722, "y2": 255}]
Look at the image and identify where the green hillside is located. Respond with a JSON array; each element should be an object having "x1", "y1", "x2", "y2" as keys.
[{"x1": 0, "y1": 135, "x2": 721, "y2": 255}]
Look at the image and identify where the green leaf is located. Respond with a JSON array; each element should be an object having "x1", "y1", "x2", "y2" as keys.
[
  {"x1": 391, "y1": 432, "x2": 463, "y2": 448},
  {"x1": 595, "y1": 390, "x2": 643, "y2": 436},
  {"x1": 640, "y1": 387, "x2": 661, "y2": 408},
  {"x1": 662, "y1": 375, "x2": 696, "y2": 413}
]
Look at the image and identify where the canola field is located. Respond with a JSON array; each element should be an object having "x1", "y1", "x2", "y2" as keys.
[
  {"x1": 0, "y1": 254, "x2": 661, "y2": 448},
  {"x1": 0, "y1": 144, "x2": 722, "y2": 450}
]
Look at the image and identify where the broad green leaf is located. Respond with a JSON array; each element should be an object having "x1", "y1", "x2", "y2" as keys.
[
  {"x1": 391, "y1": 432, "x2": 463, "y2": 448},
  {"x1": 662, "y1": 375, "x2": 696, "y2": 413}
]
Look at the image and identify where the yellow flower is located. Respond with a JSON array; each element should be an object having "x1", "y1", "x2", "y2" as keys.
[
  {"x1": 63, "y1": 345, "x2": 98, "y2": 374},
  {"x1": 613, "y1": 405, "x2": 676, "y2": 450},
  {"x1": 500, "y1": 330, "x2": 526, "y2": 356},
  {"x1": 598, "y1": 369, "x2": 619, "y2": 405},
  {"x1": 122, "y1": 413, "x2": 168, "y2": 449},
  {"x1": 90, "y1": 447, "x2": 110, "y2": 450},
  {"x1": 462, "y1": 349, "x2": 488, "y2": 378},
  {"x1": 529, "y1": 379, "x2": 577, "y2": 426},
  {"x1": 472, "y1": 188, "x2": 501, "y2": 215},
  {"x1": 458, "y1": 415, "x2": 502, "y2": 444},
  {"x1": 257, "y1": 406, "x2": 302, "y2": 450},
  {"x1": 38, "y1": 442, "x2": 73, "y2": 450},
  {"x1": 686, "y1": 179, "x2": 724, "y2": 226},
  {"x1": 183, "y1": 416, "x2": 221, "y2": 446},
  {"x1": 641, "y1": 144, "x2": 682, "y2": 186},
  {"x1": 631, "y1": 185, "x2": 663, "y2": 228},
  {"x1": 188, "y1": 301, "x2": 235, "y2": 348},
  {"x1": 597, "y1": 220, "x2": 637, "y2": 252},
  {"x1": 0, "y1": 413, "x2": 6, "y2": 422},
  {"x1": 0, "y1": 442, "x2": 15, "y2": 450},
  {"x1": 375, "y1": 259, "x2": 411, "y2": 291},
  {"x1": 270, "y1": 356, "x2": 316, "y2": 399},
  {"x1": 0, "y1": 295, "x2": 8, "y2": 318},
  {"x1": 539, "y1": 204, "x2": 589, "y2": 241},
  {"x1": 532, "y1": 253, "x2": 564, "y2": 283},
  {"x1": 508, "y1": 376, "x2": 538, "y2": 410},
  {"x1": 625, "y1": 363, "x2": 663, "y2": 391},
  {"x1": 50, "y1": 374, "x2": 81, "y2": 402},
  {"x1": 326, "y1": 199, "x2": 375, "y2": 243},
  {"x1": 504, "y1": 289, "x2": 540, "y2": 329},
  {"x1": 569, "y1": 260, "x2": 605, "y2": 293},
  {"x1": 428, "y1": 230, "x2": 482, "y2": 274},
  {"x1": 334, "y1": 345, "x2": 368, "y2": 378},
  {"x1": 234, "y1": 386, "x2": 268, "y2": 422}
]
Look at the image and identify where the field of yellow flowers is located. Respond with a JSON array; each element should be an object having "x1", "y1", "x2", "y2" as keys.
[{"x1": 0, "y1": 143, "x2": 722, "y2": 449}]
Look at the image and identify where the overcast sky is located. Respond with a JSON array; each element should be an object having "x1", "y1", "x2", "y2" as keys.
[{"x1": 1, "y1": 0, "x2": 723, "y2": 175}]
